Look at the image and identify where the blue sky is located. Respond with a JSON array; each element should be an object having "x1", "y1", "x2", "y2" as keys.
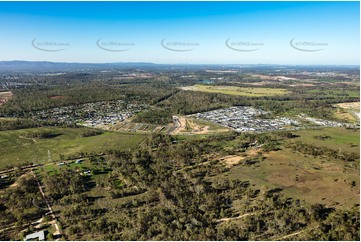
[{"x1": 0, "y1": 1, "x2": 359, "y2": 65}]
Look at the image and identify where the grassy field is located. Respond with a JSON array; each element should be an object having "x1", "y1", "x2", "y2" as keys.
[
  {"x1": 112, "y1": 120, "x2": 176, "y2": 134},
  {"x1": 291, "y1": 127, "x2": 360, "y2": 153},
  {"x1": 0, "y1": 117, "x2": 18, "y2": 121},
  {"x1": 0, "y1": 127, "x2": 146, "y2": 169},
  {"x1": 211, "y1": 127, "x2": 360, "y2": 209},
  {"x1": 220, "y1": 148, "x2": 359, "y2": 209},
  {"x1": 180, "y1": 84, "x2": 289, "y2": 96},
  {"x1": 307, "y1": 89, "x2": 360, "y2": 98}
]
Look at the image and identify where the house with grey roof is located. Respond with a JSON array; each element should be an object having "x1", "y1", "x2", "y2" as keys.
[{"x1": 24, "y1": 230, "x2": 46, "y2": 241}]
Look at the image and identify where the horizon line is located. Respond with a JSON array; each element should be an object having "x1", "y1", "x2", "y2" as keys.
[{"x1": 1, "y1": 60, "x2": 359, "y2": 67}]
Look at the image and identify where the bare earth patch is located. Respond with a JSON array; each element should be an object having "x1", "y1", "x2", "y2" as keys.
[
  {"x1": 10, "y1": 172, "x2": 31, "y2": 188},
  {"x1": 247, "y1": 148, "x2": 261, "y2": 157},
  {"x1": 48, "y1": 95, "x2": 65, "y2": 100},
  {"x1": 334, "y1": 102, "x2": 360, "y2": 121},
  {"x1": 220, "y1": 155, "x2": 245, "y2": 167},
  {"x1": 171, "y1": 116, "x2": 228, "y2": 135},
  {"x1": 0, "y1": 91, "x2": 13, "y2": 106},
  {"x1": 219, "y1": 148, "x2": 261, "y2": 168},
  {"x1": 288, "y1": 83, "x2": 315, "y2": 87},
  {"x1": 335, "y1": 102, "x2": 360, "y2": 110}
]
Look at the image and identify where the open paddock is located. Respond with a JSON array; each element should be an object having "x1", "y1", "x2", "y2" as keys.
[
  {"x1": 0, "y1": 127, "x2": 145, "y2": 169},
  {"x1": 179, "y1": 84, "x2": 289, "y2": 96}
]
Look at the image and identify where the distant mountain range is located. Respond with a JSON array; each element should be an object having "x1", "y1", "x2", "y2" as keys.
[{"x1": 0, "y1": 61, "x2": 358, "y2": 73}]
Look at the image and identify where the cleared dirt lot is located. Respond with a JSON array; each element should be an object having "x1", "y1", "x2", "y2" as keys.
[{"x1": 170, "y1": 116, "x2": 229, "y2": 135}]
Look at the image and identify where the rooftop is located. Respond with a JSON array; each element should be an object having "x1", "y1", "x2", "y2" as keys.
[{"x1": 24, "y1": 230, "x2": 46, "y2": 241}]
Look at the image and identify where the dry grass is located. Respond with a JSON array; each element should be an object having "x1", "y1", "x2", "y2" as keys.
[
  {"x1": 179, "y1": 85, "x2": 289, "y2": 96},
  {"x1": 221, "y1": 148, "x2": 359, "y2": 209},
  {"x1": 335, "y1": 102, "x2": 360, "y2": 111}
]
